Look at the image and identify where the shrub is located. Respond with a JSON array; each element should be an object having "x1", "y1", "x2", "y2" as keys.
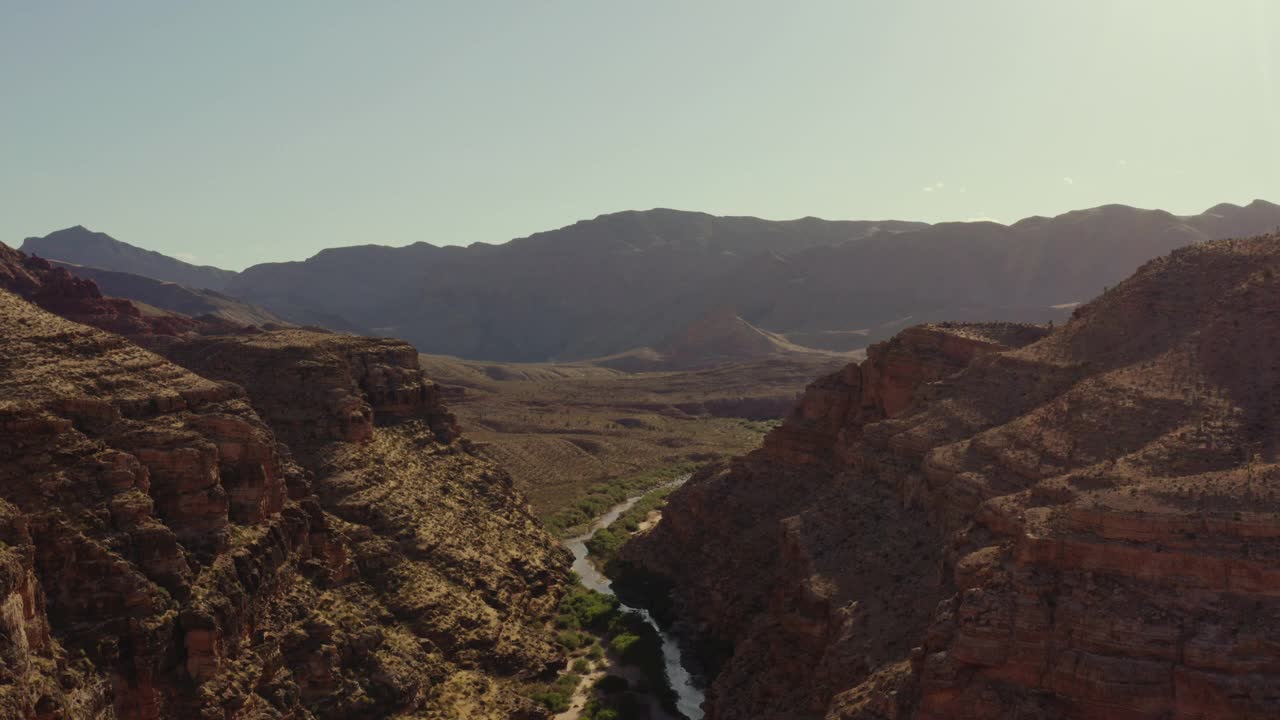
[
  {"x1": 557, "y1": 630, "x2": 588, "y2": 650},
  {"x1": 545, "y1": 463, "x2": 696, "y2": 536},
  {"x1": 559, "y1": 585, "x2": 620, "y2": 631},
  {"x1": 609, "y1": 633, "x2": 640, "y2": 658},
  {"x1": 531, "y1": 690, "x2": 571, "y2": 712}
]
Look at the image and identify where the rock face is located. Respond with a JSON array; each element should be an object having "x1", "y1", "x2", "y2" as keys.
[
  {"x1": 0, "y1": 248, "x2": 570, "y2": 718},
  {"x1": 624, "y1": 234, "x2": 1280, "y2": 719},
  {"x1": 1, "y1": 242, "x2": 201, "y2": 336}
]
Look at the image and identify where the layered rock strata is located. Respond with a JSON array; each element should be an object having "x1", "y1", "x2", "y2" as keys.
[
  {"x1": 625, "y1": 235, "x2": 1280, "y2": 719},
  {"x1": 0, "y1": 247, "x2": 570, "y2": 719}
]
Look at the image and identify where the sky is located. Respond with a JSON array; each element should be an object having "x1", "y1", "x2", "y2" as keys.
[{"x1": 2, "y1": 1, "x2": 1277, "y2": 269}]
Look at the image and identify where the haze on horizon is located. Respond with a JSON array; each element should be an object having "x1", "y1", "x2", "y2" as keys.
[{"x1": 3, "y1": 0, "x2": 1277, "y2": 270}]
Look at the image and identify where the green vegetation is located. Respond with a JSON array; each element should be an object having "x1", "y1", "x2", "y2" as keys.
[
  {"x1": 545, "y1": 463, "x2": 696, "y2": 536},
  {"x1": 557, "y1": 629, "x2": 590, "y2": 650},
  {"x1": 557, "y1": 583, "x2": 623, "y2": 631},
  {"x1": 530, "y1": 671, "x2": 580, "y2": 712},
  {"x1": 739, "y1": 417, "x2": 783, "y2": 435},
  {"x1": 585, "y1": 483, "x2": 678, "y2": 568},
  {"x1": 526, "y1": 580, "x2": 679, "y2": 716},
  {"x1": 609, "y1": 632, "x2": 640, "y2": 657},
  {"x1": 605, "y1": 612, "x2": 677, "y2": 712},
  {"x1": 527, "y1": 469, "x2": 700, "y2": 717}
]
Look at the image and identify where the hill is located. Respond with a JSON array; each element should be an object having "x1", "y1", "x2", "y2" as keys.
[
  {"x1": 0, "y1": 244, "x2": 570, "y2": 719},
  {"x1": 224, "y1": 201, "x2": 1279, "y2": 359},
  {"x1": 22, "y1": 225, "x2": 237, "y2": 291},
  {"x1": 21, "y1": 201, "x2": 1280, "y2": 362},
  {"x1": 623, "y1": 233, "x2": 1280, "y2": 719},
  {"x1": 595, "y1": 308, "x2": 849, "y2": 371},
  {"x1": 47, "y1": 259, "x2": 288, "y2": 326}
]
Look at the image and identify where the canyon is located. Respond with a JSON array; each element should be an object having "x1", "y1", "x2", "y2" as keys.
[
  {"x1": 9, "y1": 6, "x2": 1277, "y2": 719},
  {"x1": 8, "y1": 216, "x2": 1280, "y2": 720},
  {"x1": 623, "y1": 233, "x2": 1280, "y2": 718},
  {"x1": 0, "y1": 244, "x2": 571, "y2": 718}
]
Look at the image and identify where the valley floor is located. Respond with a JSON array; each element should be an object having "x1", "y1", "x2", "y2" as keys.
[{"x1": 418, "y1": 353, "x2": 843, "y2": 525}]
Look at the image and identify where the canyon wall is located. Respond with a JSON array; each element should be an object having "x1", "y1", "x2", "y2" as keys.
[
  {"x1": 0, "y1": 247, "x2": 571, "y2": 719},
  {"x1": 625, "y1": 235, "x2": 1280, "y2": 719}
]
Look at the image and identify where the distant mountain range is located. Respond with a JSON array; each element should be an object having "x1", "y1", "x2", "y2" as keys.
[
  {"x1": 45, "y1": 259, "x2": 289, "y2": 327},
  {"x1": 24, "y1": 225, "x2": 237, "y2": 291},
  {"x1": 19, "y1": 200, "x2": 1280, "y2": 362}
]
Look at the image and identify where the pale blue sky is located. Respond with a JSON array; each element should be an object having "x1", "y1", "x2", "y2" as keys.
[{"x1": 2, "y1": 1, "x2": 1277, "y2": 269}]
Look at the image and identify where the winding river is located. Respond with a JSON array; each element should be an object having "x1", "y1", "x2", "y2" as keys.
[{"x1": 563, "y1": 478, "x2": 705, "y2": 719}]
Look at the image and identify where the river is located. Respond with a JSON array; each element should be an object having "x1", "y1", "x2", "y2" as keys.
[{"x1": 562, "y1": 478, "x2": 705, "y2": 719}]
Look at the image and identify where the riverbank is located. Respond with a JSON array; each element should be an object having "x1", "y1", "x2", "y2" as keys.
[
  {"x1": 584, "y1": 484, "x2": 679, "y2": 570},
  {"x1": 531, "y1": 477, "x2": 704, "y2": 720}
]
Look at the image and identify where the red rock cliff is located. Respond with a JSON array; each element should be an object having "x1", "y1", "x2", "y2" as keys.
[
  {"x1": 625, "y1": 234, "x2": 1280, "y2": 720},
  {"x1": 0, "y1": 247, "x2": 571, "y2": 719}
]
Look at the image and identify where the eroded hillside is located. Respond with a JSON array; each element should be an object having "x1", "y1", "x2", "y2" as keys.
[
  {"x1": 625, "y1": 234, "x2": 1280, "y2": 719},
  {"x1": 0, "y1": 249, "x2": 571, "y2": 719}
]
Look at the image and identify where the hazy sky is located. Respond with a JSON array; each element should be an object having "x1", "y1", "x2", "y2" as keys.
[{"x1": 3, "y1": 1, "x2": 1277, "y2": 269}]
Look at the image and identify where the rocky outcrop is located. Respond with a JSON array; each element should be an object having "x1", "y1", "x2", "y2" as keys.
[
  {"x1": 155, "y1": 328, "x2": 569, "y2": 697},
  {"x1": 0, "y1": 286, "x2": 299, "y2": 718},
  {"x1": 0, "y1": 246, "x2": 571, "y2": 719},
  {"x1": 763, "y1": 322, "x2": 1048, "y2": 468},
  {"x1": 625, "y1": 234, "x2": 1280, "y2": 719},
  {"x1": 1, "y1": 243, "x2": 201, "y2": 337},
  {"x1": 157, "y1": 330, "x2": 460, "y2": 451}
]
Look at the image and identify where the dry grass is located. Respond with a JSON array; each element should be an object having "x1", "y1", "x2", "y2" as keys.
[{"x1": 419, "y1": 353, "x2": 841, "y2": 521}]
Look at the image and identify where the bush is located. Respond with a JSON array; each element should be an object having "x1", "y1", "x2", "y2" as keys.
[
  {"x1": 557, "y1": 630, "x2": 588, "y2": 650},
  {"x1": 554, "y1": 673, "x2": 580, "y2": 691},
  {"x1": 585, "y1": 483, "x2": 680, "y2": 569},
  {"x1": 559, "y1": 585, "x2": 621, "y2": 631},
  {"x1": 584, "y1": 527, "x2": 625, "y2": 563},
  {"x1": 604, "y1": 614, "x2": 679, "y2": 712},
  {"x1": 609, "y1": 633, "x2": 640, "y2": 658},
  {"x1": 531, "y1": 689, "x2": 571, "y2": 712},
  {"x1": 572, "y1": 658, "x2": 591, "y2": 673},
  {"x1": 545, "y1": 463, "x2": 696, "y2": 536}
]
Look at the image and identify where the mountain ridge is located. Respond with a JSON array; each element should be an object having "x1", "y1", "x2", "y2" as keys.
[
  {"x1": 19, "y1": 200, "x2": 1280, "y2": 362},
  {"x1": 622, "y1": 231, "x2": 1280, "y2": 719},
  {"x1": 45, "y1": 259, "x2": 289, "y2": 327},
  {"x1": 21, "y1": 225, "x2": 238, "y2": 291}
]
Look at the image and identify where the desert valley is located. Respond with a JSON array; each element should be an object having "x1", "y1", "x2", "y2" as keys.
[
  {"x1": 5, "y1": 3, "x2": 1280, "y2": 719},
  {"x1": 5, "y1": 197, "x2": 1280, "y2": 719}
]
